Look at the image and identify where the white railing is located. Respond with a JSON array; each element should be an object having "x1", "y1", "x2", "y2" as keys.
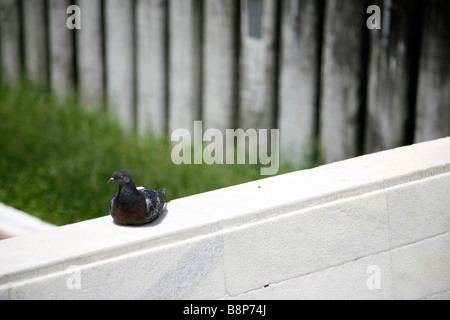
[{"x1": 0, "y1": 137, "x2": 449, "y2": 299}]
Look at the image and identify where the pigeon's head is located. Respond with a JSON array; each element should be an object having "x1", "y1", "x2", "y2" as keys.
[{"x1": 107, "y1": 169, "x2": 133, "y2": 186}]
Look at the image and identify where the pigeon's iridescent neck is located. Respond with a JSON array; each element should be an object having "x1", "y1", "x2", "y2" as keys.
[{"x1": 118, "y1": 183, "x2": 139, "y2": 200}]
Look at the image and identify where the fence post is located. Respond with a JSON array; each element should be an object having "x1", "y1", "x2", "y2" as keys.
[
  {"x1": 320, "y1": 0, "x2": 366, "y2": 163},
  {"x1": 365, "y1": 0, "x2": 421, "y2": 153},
  {"x1": 278, "y1": 0, "x2": 321, "y2": 165},
  {"x1": 105, "y1": 0, "x2": 135, "y2": 130},
  {"x1": 49, "y1": 0, "x2": 75, "y2": 99},
  {"x1": 22, "y1": 0, "x2": 48, "y2": 87},
  {"x1": 415, "y1": 0, "x2": 450, "y2": 142},
  {"x1": 168, "y1": 0, "x2": 202, "y2": 133},
  {"x1": 0, "y1": 0, "x2": 21, "y2": 84},
  {"x1": 202, "y1": 0, "x2": 238, "y2": 132},
  {"x1": 239, "y1": 0, "x2": 278, "y2": 131},
  {"x1": 136, "y1": 0, "x2": 167, "y2": 137},
  {"x1": 76, "y1": 0, "x2": 104, "y2": 110}
]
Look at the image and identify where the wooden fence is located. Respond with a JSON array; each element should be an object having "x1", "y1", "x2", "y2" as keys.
[{"x1": 1, "y1": 0, "x2": 449, "y2": 165}]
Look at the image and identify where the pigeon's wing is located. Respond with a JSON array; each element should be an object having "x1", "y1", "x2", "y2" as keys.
[
  {"x1": 108, "y1": 193, "x2": 117, "y2": 215},
  {"x1": 137, "y1": 187, "x2": 166, "y2": 222}
]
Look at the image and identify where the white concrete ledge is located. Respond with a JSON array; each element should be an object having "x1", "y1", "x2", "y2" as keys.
[
  {"x1": 0, "y1": 203, "x2": 55, "y2": 239},
  {"x1": 0, "y1": 137, "x2": 449, "y2": 299}
]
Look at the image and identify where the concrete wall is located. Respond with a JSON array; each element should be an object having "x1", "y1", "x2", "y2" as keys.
[
  {"x1": 0, "y1": 203, "x2": 55, "y2": 240},
  {"x1": 0, "y1": 137, "x2": 449, "y2": 299}
]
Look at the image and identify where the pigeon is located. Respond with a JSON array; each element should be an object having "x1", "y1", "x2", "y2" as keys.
[{"x1": 107, "y1": 169, "x2": 166, "y2": 226}]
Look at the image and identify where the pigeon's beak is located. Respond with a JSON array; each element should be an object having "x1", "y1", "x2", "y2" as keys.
[{"x1": 107, "y1": 177, "x2": 115, "y2": 184}]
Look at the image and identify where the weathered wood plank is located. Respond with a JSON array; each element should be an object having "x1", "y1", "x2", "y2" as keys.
[
  {"x1": 202, "y1": 0, "x2": 237, "y2": 131},
  {"x1": 320, "y1": 0, "x2": 366, "y2": 163},
  {"x1": 105, "y1": 0, "x2": 135, "y2": 129},
  {"x1": 0, "y1": 0, "x2": 21, "y2": 84},
  {"x1": 76, "y1": 0, "x2": 104, "y2": 109},
  {"x1": 168, "y1": 0, "x2": 202, "y2": 133},
  {"x1": 22, "y1": 0, "x2": 48, "y2": 86},
  {"x1": 239, "y1": 0, "x2": 278, "y2": 130},
  {"x1": 202, "y1": 0, "x2": 239, "y2": 130},
  {"x1": 136, "y1": 0, "x2": 167, "y2": 136},
  {"x1": 415, "y1": 0, "x2": 450, "y2": 142},
  {"x1": 48, "y1": 0, "x2": 75, "y2": 99},
  {"x1": 278, "y1": 0, "x2": 321, "y2": 165},
  {"x1": 365, "y1": 0, "x2": 421, "y2": 153}
]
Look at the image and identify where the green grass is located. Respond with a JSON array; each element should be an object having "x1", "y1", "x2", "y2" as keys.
[{"x1": 0, "y1": 82, "x2": 309, "y2": 225}]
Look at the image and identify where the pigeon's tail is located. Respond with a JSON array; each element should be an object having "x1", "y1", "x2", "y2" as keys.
[
  {"x1": 157, "y1": 188, "x2": 166, "y2": 211},
  {"x1": 143, "y1": 188, "x2": 166, "y2": 224}
]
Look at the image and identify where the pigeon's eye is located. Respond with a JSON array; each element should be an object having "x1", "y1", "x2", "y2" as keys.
[{"x1": 119, "y1": 174, "x2": 124, "y2": 179}]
